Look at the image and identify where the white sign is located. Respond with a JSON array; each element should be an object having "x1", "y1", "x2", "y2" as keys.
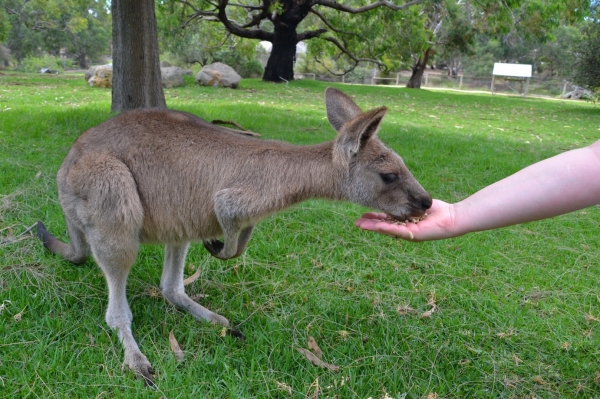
[{"x1": 492, "y1": 63, "x2": 532, "y2": 78}]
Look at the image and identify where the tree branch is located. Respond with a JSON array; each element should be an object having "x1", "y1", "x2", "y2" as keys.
[
  {"x1": 315, "y1": 0, "x2": 424, "y2": 14},
  {"x1": 297, "y1": 28, "x2": 328, "y2": 42},
  {"x1": 321, "y1": 36, "x2": 387, "y2": 68},
  {"x1": 314, "y1": 56, "x2": 359, "y2": 76},
  {"x1": 309, "y1": 8, "x2": 364, "y2": 39}
]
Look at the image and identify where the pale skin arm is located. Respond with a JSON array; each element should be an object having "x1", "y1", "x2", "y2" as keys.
[{"x1": 355, "y1": 140, "x2": 600, "y2": 241}]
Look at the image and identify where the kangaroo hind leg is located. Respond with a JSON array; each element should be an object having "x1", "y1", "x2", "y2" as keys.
[
  {"x1": 160, "y1": 243, "x2": 229, "y2": 326},
  {"x1": 68, "y1": 154, "x2": 153, "y2": 384}
]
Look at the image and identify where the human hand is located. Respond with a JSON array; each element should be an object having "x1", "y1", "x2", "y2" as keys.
[{"x1": 355, "y1": 199, "x2": 458, "y2": 242}]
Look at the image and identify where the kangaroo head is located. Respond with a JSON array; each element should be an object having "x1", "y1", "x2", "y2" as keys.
[{"x1": 325, "y1": 87, "x2": 431, "y2": 221}]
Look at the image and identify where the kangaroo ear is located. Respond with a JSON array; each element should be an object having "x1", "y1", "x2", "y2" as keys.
[
  {"x1": 336, "y1": 107, "x2": 388, "y2": 157},
  {"x1": 325, "y1": 87, "x2": 363, "y2": 131}
]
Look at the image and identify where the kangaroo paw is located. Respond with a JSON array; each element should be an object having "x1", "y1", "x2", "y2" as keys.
[
  {"x1": 203, "y1": 239, "x2": 224, "y2": 257},
  {"x1": 123, "y1": 351, "x2": 155, "y2": 387}
]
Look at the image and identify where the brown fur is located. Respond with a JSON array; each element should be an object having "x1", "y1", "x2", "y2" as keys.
[{"x1": 37, "y1": 87, "x2": 431, "y2": 384}]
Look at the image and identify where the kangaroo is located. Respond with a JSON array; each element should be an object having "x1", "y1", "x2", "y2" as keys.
[{"x1": 37, "y1": 87, "x2": 431, "y2": 385}]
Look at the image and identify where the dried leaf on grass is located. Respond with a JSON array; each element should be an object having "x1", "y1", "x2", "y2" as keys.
[
  {"x1": 0, "y1": 300, "x2": 12, "y2": 314},
  {"x1": 421, "y1": 291, "x2": 438, "y2": 318},
  {"x1": 397, "y1": 304, "x2": 417, "y2": 316},
  {"x1": 512, "y1": 354, "x2": 524, "y2": 365},
  {"x1": 183, "y1": 266, "x2": 202, "y2": 286},
  {"x1": 0, "y1": 223, "x2": 36, "y2": 245},
  {"x1": 420, "y1": 306, "x2": 437, "y2": 318},
  {"x1": 496, "y1": 330, "x2": 514, "y2": 339},
  {"x1": 306, "y1": 377, "x2": 319, "y2": 399},
  {"x1": 13, "y1": 306, "x2": 26, "y2": 322},
  {"x1": 532, "y1": 375, "x2": 546, "y2": 385},
  {"x1": 296, "y1": 348, "x2": 339, "y2": 371},
  {"x1": 307, "y1": 336, "x2": 322, "y2": 359},
  {"x1": 585, "y1": 313, "x2": 600, "y2": 324},
  {"x1": 275, "y1": 381, "x2": 292, "y2": 396},
  {"x1": 169, "y1": 330, "x2": 184, "y2": 362}
]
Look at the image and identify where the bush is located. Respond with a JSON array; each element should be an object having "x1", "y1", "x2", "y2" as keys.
[
  {"x1": 237, "y1": 58, "x2": 264, "y2": 78},
  {"x1": 15, "y1": 55, "x2": 65, "y2": 73},
  {"x1": 573, "y1": 23, "x2": 600, "y2": 93}
]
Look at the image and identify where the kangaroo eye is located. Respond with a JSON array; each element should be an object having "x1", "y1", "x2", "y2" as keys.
[{"x1": 380, "y1": 173, "x2": 398, "y2": 184}]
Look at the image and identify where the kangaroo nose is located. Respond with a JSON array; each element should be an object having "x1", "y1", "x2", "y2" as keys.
[{"x1": 420, "y1": 195, "x2": 432, "y2": 210}]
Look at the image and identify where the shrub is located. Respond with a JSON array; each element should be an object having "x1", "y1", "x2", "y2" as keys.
[
  {"x1": 15, "y1": 55, "x2": 65, "y2": 73},
  {"x1": 237, "y1": 58, "x2": 264, "y2": 78}
]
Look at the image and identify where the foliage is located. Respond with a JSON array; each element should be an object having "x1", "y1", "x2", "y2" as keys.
[
  {"x1": 572, "y1": 21, "x2": 600, "y2": 101},
  {"x1": 2, "y1": 72, "x2": 600, "y2": 398},
  {"x1": 0, "y1": 0, "x2": 111, "y2": 67},
  {"x1": 536, "y1": 25, "x2": 582, "y2": 79},
  {"x1": 0, "y1": 5, "x2": 9, "y2": 42},
  {"x1": 414, "y1": 0, "x2": 591, "y2": 85},
  {"x1": 306, "y1": 4, "x2": 427, "y2": 74},
  {"x1": 13, "y1": 54, "x2": 66, "y2": 73},
  {"x1": 157, "y1": 2, "x2": 261, "y2": 76},
  {"x1": 176, "y1": 0, "x2": 426, "y2": 81},
  {"x1": 461, "y1": 38, "x2": 501, "y2": 77}
]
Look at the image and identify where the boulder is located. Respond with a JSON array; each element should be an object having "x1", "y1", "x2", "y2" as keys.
[
  {"x1": 196, "y1": 62, "x2": 241, "y2": 88},
  {"x1": 84, "y1": 65, "x2": 100, "y2": 81},
  {"x1": 160, "y1": 66, "x2": 186, "y2": 88},
  {"x1": 87, "y1": 65, "x2": 113, "y2": 88}
]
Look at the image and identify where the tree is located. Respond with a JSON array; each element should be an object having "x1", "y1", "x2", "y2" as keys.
[
  {"x1": 535, "y1": 25, "x2": 581, "y2": 79},
  {"x1": 156, "y1": 1, "x2": 263, "y2": 77},
  {"x1": 1, "y1": 0, "x2": 110, "y2": 67},
  {"x1": 178, "y1": 0, "x2": 424, "y2": 83},
  {"x1": 111, "y1": 0, "x2": 166, "y2": 112},
  {"x1": 403, "y1": 0, "x2": 590, "y2": 88},
  {"x1": 572, "y1": 3, "x2": 600, "y2": 97}
]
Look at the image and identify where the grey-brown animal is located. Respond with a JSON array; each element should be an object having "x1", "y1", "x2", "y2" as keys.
[{"x1": 37, "y1": 87, "x2": 431, "y2": 385}]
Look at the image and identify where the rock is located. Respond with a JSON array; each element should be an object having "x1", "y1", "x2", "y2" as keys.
[
  {"x1": 160, "y1": 66, "x2": 186, "y2": 88},
  {"x1": 87, "y1": 65, "x2": 113, "y2": 88},
  {"x1": 84, "y1": 65, "x2": 100, "y2": 81},
  {"x1": 196, "y1": 62, "x2": 241, "y2": 88}
]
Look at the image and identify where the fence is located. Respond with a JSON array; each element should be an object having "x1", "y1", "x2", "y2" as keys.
[{"x1": 294, "y1": 70, "x2": 570, "y2": 98}]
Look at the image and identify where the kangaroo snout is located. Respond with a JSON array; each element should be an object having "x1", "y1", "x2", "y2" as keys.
[{"x1": 413, "y1": 192, "x2": 433, "y2": 212}]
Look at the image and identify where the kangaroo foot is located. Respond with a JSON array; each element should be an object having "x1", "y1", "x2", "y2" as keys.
[{"x1": 123, "y1": 349, "x2": 155, "y2": 386}]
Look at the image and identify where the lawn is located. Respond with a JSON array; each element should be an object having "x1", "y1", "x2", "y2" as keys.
[{"x1": 1, "y1": 72, "x2": 600, "y2": 398}]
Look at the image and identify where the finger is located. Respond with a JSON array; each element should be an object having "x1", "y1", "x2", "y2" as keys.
[
  {"x1": 360, "y1": 212, "x2": 388, "y2": 220},
  {"x1": 355, "y1": 218, "x2": 380, "y2": 229}
]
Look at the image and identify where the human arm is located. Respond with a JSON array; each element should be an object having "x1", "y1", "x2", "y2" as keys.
[{"x1": 355, "y1": 140, "x2": 600, "y2": 241}]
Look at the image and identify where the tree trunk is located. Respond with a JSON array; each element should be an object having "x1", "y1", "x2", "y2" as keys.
[
  {"x1": 262, "y1": 0, "x2": 313, "y2": 83},
  {"x1": 263, "y1": 26, "x2": 298, "y2": 82},
  {"x1": 77, "y1": 50, "x2": 87, "y2": 69},
  {"x1": 111, "y1": 0, "x2": 166, "y2": 112},
  {"x1": 263, "y1": 28, "x2": 297, "y2": 82},
  {"x1": 406, "y1": 48, "x2": 433, "y2": 89}
]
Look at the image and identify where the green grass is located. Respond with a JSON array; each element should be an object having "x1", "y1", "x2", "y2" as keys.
[{"x1": 1, "y1": 71, "x2": 600, "y2": 398}]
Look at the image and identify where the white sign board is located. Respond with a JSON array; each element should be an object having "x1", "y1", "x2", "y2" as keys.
[{"x1": 492, "y1": 63, "x2": 532, "y2": 78}]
